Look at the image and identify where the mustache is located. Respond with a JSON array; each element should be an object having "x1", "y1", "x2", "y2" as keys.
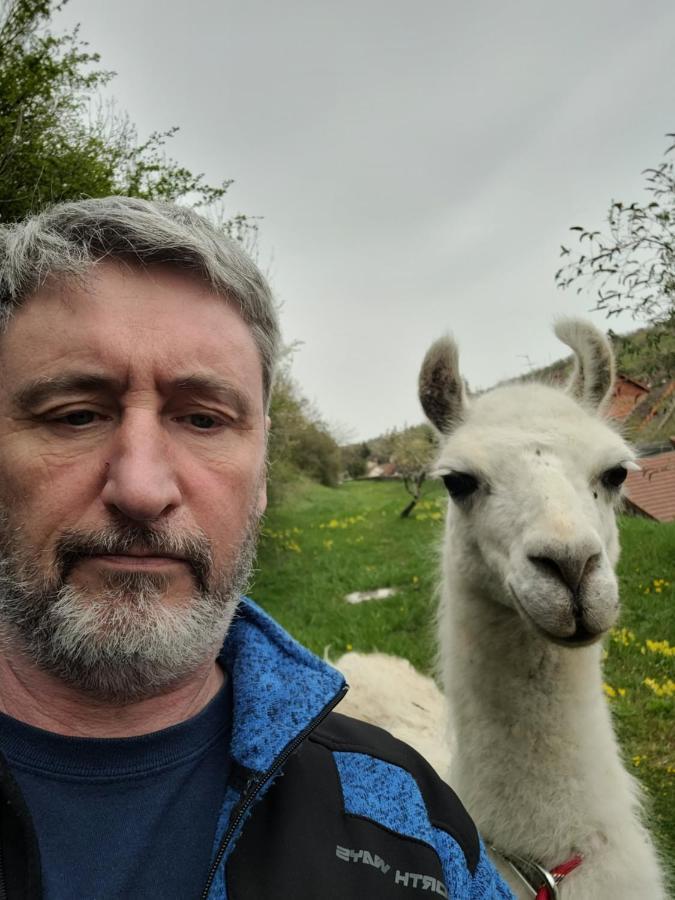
[{"x1": 55, "y1": 524, "x2": 213, "y2": 591}]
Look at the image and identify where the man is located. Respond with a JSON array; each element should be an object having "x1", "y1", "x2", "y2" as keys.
[{"x1": 0, "y1": 197, "x2": 512, "y2": 899}]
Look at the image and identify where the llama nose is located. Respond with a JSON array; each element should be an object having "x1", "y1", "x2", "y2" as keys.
[{"x1": 528, "y1": 548, "x2": 600, "y2": 597}]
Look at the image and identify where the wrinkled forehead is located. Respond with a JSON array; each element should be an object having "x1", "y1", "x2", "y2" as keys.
[
  {"x1": 0, "y1": 261, "x2": 266, "y2": 407},
  {"x1": 2, "y1": 259, "x2": 249, "y2": 332}
]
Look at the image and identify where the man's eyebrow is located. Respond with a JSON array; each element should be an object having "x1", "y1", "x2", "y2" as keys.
[
  {"x1": 12, "y1": 374, "x2": 124, "y2": 410},
  {"x1": 12, "y1": 372, "x2": 255, "y2": 417},
  {"x1": 173, "y1": 375, "x2": 253, "y2": 417}
]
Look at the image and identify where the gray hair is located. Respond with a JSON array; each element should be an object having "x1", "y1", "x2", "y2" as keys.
[{"x1": 0, "y1": 196, "x2": 281, "y2": 407}]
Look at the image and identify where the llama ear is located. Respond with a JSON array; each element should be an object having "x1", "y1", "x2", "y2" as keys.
[
  {"x1": 554, "y1": 318, "x2": 615, "y2": 412},
  {"x1": 418, "y1": 336, "x2": 467, "y2": 434}
]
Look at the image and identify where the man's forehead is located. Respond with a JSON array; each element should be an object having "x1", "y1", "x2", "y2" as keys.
[
  {"x1": 13, "y1": 369, "x2": 253, "y2": 405},
  {"x1": 0, "y1": 261, "x2": 265, "y2": 408},
  {"x1": 34, "y1": 259, "x2": 233, "y2": 310}
]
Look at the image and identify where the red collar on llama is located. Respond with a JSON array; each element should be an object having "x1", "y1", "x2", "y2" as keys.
[
  {"x1": 495, "y1": 847, "x2": 583, "y2": 898},
  {"x1": 535, "y1": 853, "x2": 583, "y2": 898}
]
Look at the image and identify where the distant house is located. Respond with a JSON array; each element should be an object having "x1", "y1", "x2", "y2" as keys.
[
  {"x1": 624, "y1": 446, "x2": 675, "y2": 523},
  {"x1": 607, "y1": 374, "x2": 650, "y2": 422},
  {"x1": 365, "y1": 461, "x2": 398, "y2": 479},
  {"x1": 622, "y1": 379, "x2": 675, "y2": 441}
]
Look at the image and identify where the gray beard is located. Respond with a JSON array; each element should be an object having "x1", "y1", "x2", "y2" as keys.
[{"x1": 0, "y1": 513, "x2": 260, "y2": 704}]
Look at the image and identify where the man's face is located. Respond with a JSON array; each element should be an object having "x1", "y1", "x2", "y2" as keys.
[{"x1": 0, "y1": 261, "x2": 268, "y2": 701}]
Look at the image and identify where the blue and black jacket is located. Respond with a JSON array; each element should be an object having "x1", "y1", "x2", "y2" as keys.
[{"x1": 0, "y1": 599, "x2": 513, "y2": 899}]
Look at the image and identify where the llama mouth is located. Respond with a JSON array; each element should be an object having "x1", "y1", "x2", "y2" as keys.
[
  {"x1": 555, "y1": 624, "x2": 604, "y2": 648},
  {"x1": 508, "y1": 585, "x2": 604, "y2": 648}
]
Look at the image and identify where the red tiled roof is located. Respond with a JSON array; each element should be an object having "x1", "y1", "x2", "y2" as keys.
[
  {"x1": 616, "y1": 374, "x2": 650, "y2": 392},
  {"x1": 607, "y1": 375, "x2": 650, "y2": 421},
  {"x1": 624, "y1": 451, "x2": 675, "y2": 523}
]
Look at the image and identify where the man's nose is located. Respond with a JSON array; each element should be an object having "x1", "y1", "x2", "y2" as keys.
[{"x1": 100, "y1": 413, "x2": 182, "y2": 522}]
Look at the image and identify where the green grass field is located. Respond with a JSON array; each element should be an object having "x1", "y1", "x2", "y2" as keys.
[{"x1": 250, "y1": 479, "x2": 675, "y2": 877}]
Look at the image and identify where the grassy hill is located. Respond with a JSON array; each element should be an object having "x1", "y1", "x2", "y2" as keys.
[
  {"x1": 251, "y1": 479, "x2": 675, "y2": 883},
  {"x1": 613, "y1": 327, "x2": 675, "y2": 386}
]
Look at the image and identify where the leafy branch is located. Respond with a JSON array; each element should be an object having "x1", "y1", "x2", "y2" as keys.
[{"x1": 556, "y1": 134, "x2": 675, "y2": 334}]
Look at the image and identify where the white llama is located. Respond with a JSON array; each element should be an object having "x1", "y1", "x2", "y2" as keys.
[{"x1": 336, "y1": 320, "x2": 667, "y2": 899}]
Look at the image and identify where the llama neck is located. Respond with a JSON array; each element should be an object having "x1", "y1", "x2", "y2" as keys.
[
  {"x1": 440, "y1": 573, "x2": 630, "y2": 862},
  {"x1": 441, "y1": 575, "x2": 607, "y2": 716}
]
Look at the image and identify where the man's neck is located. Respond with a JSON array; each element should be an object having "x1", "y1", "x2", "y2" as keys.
[{"x1": 0, "y1": 651, "x2": 225, "y2": 738}]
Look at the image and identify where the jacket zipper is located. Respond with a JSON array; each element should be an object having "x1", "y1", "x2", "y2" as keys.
[{"x1": 199, "y1": 684, "x2": 348, "y2": 900}]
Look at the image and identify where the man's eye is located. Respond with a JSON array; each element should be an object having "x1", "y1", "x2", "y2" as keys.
[
  {"x1": 57, "y1": 410, "x2": 97, "y2": 427},
  {"x1": 188, "y1": 413, "x2": 220, "y2": 429}
]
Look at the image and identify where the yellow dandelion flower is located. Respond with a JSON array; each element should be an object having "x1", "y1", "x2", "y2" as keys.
[
  {"x1": 611, "y1": 628, "x2": 635, "y2": 647},
  {"x1": 643, "y1": 677, "x2": 675, "y2": 698},
  {"x1": 645, "y1": 639, "x2": 675, "y2": 658}
]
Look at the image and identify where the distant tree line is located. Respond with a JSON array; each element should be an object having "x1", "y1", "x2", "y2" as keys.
[{"x1": 267, "y1": 363, "x2": 342, "y2": 502}]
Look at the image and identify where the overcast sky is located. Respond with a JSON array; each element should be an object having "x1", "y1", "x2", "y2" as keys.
[{"x1": 57, "y1": 0, "x2": 675, "y2": 441}]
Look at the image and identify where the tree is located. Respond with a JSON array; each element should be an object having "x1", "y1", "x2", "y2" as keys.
[
  {"x1": 340, "y1": 442, "x2": 370, "y2": 480},
  {"x1": 267, "y1": 362, "x2": 342, "y2": 503},
  {"x1": 391, "y1": 424, "x2": 437, "y2": 518},
  {"x1": 0, "y1": 0, "x2": 236, "y2": 223},
  {"x1": 555, "y1": 133, "x2": 675, "y2": 349}
]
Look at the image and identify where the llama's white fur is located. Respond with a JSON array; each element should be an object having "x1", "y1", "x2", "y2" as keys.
[
  {"x1": 335, "y1": 320, "x2": 666, "y2": 899},
  {"x1": 336, "y1": 651, "x2": 448, "y2": 775}
]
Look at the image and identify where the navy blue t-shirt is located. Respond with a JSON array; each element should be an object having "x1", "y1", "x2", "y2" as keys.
[{"x1": 0, "y1": 679, "x2": 232, "y2": 899}]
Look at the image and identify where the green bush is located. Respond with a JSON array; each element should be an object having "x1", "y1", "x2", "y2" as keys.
[{"x1": 267, "y1": 364, "x2": 341, "y2": 502}]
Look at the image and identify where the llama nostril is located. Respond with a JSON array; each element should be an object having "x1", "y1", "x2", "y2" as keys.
[
  {"x1": 528, "y1": 551, "x2": 600, "y2": 595},
  {"x1": 528, "y1": 555, "x2": 563, "y2": 583}
]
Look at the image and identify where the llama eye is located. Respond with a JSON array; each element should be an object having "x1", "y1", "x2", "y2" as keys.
[
  {"x1": 442, "y1": 472, "x2": 479, "y2": 500},
  {"x1": 601, "y1": 466, "x2": 627, "y2": 489}
]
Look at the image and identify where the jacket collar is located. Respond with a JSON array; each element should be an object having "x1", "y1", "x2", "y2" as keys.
[{"x1": 219, "y1": 598, "x2": 346, "y2": 774}]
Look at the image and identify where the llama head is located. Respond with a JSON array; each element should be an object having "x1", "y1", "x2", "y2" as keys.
[{"x1": 418, "y1": 319, "x2": 635, "y2": 646}]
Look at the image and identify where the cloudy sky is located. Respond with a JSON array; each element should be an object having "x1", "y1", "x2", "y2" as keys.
[{"x1": 57, "y1": 0, "x2": 675, "y2": 441}]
